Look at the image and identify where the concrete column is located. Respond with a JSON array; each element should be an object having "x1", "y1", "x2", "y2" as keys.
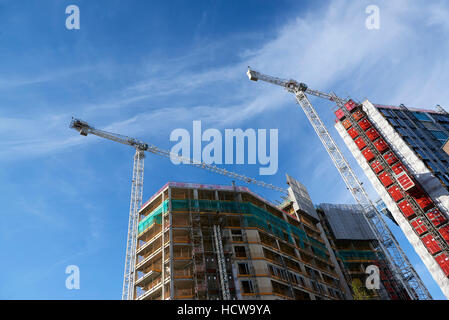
[
  {"x1": 161, "y1": 191, "x2": 165, "y2": 300},
  {"x1": 168, "y1": 187, "x2": 174, "y2": 300}
]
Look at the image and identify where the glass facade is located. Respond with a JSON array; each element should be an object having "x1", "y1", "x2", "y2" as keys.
[{"x1": 377, "y1": 106, "x2": 449, "y2": 190}]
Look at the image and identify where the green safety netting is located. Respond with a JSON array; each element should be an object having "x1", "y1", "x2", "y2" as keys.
[
  {"x1": 138, "y1": 200, "x2": 168, "y2": 234},
  {"x1": 337, "y1": 250, "x2": 377, "y2": 263},
  {"x1": 169, "y1": 199, "x2": 328, "y2": 258}
]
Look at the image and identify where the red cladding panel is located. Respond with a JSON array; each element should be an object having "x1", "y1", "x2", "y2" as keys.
[
  {"x1": 335, "y1": 109, "x2": 345, "y2": 120},
  {"x1": 426, "y1": 208, "x2": 448, "y2": 227},
  {"x1": 370, "y1": 160, "x2": 384, "y2": 174},
  {"x1": 391, "y1": 162, "x2": 415, "y2": 190},
  {"x1": 412, "y1": 194, "x2": 433, "y2": 210},
  {"x1": 358, "y1": 119, "x2": 372, "y2": 131},
  {"x1": 438, "y1": 225, "x2": 449, "y2": 242},
  {"x1": 388, "y1": 185, "x2": 404, "y2": 202},
  {"x1": 398, "y1": 200, "x2": 415, "y2": 219},
  {"x1": 345, "y1": 100, "x2": 357, "y2": 112},
  {"x1": 342, "y1": 119, "x2": 352, "y2": 129},
  {"x1": 383, "y1": 152, "x2": 398, "y2": 165},
  {"x1": 355, "y1": 137, "x2": 367, "y2": 150},
  {"x1": 435, "y1": 254, "x2": 449, "y2": 276},
  {"x1": 392, "y1": 163, "x2": 406, "y2": 175},
  {"x1": 366, "y1": 128, "x2": 380, "y2": 141},
  {"x1": 378, "y1": 172, "x2": 393, "y2": 187},
  {"x1": 422, "y1": 234, "x2": 442, "y2": 255},
  {"x1": 348, "y1": 127, "x2": 359, "y2": 139},
  {"x1": 411, "y1": 218, "x2": 428, "y2": 235},
  {"x1": 374, "y1": 138, "x2": 389, "y2": 153},
  {"x1": 352, "y1": 110, "x2": 365, "y2": 121},
  {"x1": 362, "y1": 148, "x2": 375, "y2": 162},
  {"x1": 397, "y1": 172, "x2": 415, "y2": 191}
]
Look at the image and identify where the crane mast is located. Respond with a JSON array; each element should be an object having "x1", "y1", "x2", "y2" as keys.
[
  {"x1": 247, "y1": 68, "x2": 431, "y2": 300},
  {"x1": 69, "y1": 117, "x2": 287, "y2": 299},
  {"x1": 122, "y1": 149, "x2": 144, "y2": 300}
]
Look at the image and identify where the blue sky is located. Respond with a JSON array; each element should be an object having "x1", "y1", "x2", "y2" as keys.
[{"x1": 1, "y1": 0, "x2": 448, "y2": 299}]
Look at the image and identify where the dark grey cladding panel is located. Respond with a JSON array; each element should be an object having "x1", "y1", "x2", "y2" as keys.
[
  {"x1": 286, "y1": 174, "x2": 318, "y2": 219},
  {"x1": 319, "y1": 203, "x2": 376, "y2": 240}
]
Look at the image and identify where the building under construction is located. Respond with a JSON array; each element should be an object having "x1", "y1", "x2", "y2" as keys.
[
  {"x1": 335, "y1": 100, "x2": 449, "y2": 299},
  {"x1": 69, "y1": 69, "x2": 435, "y2": 300},
  {"x1": 316, "y1": 203, "x2": 410, "y2": 300},
  {"x1": 133, "y1": 175, "x2": 410, "y2": 300}
]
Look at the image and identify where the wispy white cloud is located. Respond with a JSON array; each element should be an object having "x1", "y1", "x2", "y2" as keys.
[
  {"x1": 3, "y1": 0, "x2": 449, "y2": 180},
  {"x1": 0, "y1": 65, "x2": 101, "y2": 89},
  {"x1": 3, "y1": 0, "x2": 449, "y2": 300}
]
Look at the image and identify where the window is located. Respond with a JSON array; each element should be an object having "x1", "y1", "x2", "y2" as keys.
[
  {"x1": 429, "y1": 130, "x2": 448, "y2": 145},
  {"x1": 241, "y1": 280, "x2": 254, "y2": 293},
  {"x1": 388, "y1": 118, "x2": 399, "y2": 127},
  {"x1": 413, "y1": 112, "x2": 431, "y2": 122},
  {"x1": 430, "y1": 130, "x2": 447, "y2": 140},
  {"x1": 396, "y1": 127, "x2": 409, "y2": 137},
  {"x1": 317, "y1": 283, "x2": 327, "y2": 295},
  {"x1": 279, "y1": 269, "x2": 288, "y2": 281},
  {"x1": 434, "y1": 114, "x2": 449, "y2": 123},
  {"x1": 305, "y1": 266, "x2": 320, "y2": 279},
  {"x1": 379, "y1": 108, "x2": 392, "y2": 117},
  {"x1": 290, "y1": 273, "x2": 305, "y2": 287},
  {"x1": 238, "y1": 263, "x2": 249, "y2": 275},
  {"x1": 404, "y1": 137, "x2": 419, "y2": 147},
  {"x1": 402, "y1": 118, "x2": 414, "y2": 128},
  {"x1": 414, "y1": 148, "x2": 429, "y2": 159},
  {"x1": 424, "y1": 160, "x2": 441, "y2": 173},
  {"x1": 290, "y1": 272, "x2": 298, "y2": 285},
  {"x1": 396, "y1": 118, "x2": 407, "y2": 127},
  {"x1": 231, "y1": 229, "x2": 243, "y2": 242},
  {"x1": 234, "y1": 246, "x2": 246, "y2": 258},
  {"x1": 310, "y1": 280, "x2": 319, "y2": 292},
  {"x1": 436, "y1": 173, "x2": 449, "y2": 186}
]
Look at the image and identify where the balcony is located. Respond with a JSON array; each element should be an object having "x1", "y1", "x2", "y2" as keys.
[
  {"x1": 138, "y1": 223, "x2": 162, "y2": 241},
  {"x1": 136, "y1": 248, "x2": 162, "y2": 270},
  {"x1": 135, "y1": 262, "x2": 162, "y2": 286},
  {"x1": 173, "y1": 235, "x2": 190, "y2": 244},
  {"x1": 173, "y1": 268, "x2": 193, "y2": 279},
  {"x1": 136, "y1": 277, "x2": 162, "y2": 300},
  {"x1": 137, "y1": 275, "x2": 170, "y2": 300},
  {"x1": 174, "y1": 288, "x2": 194, "y2": 299},
  {"x1": 173, "y1": 247, "x2": 191, "y2": 260},
  {"x1": 138, "y1": 231, "x2": 161, "y2": 254}
]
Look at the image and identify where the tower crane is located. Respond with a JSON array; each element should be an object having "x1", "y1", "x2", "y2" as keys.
[
  {"x1": 247, "y1": 67, "x2": 432, "y2": 300},
  {"x1": 69, "y1": 118, "x2": 286, "y2": 300}
]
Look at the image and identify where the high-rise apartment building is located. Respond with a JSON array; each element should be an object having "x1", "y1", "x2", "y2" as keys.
[
  {"x1": 334, "y1": 100, "x2": 449, "y2": 299},
  {"x1": 133, "y1": 175, "x2": 411, "y2": 300},
  {"x1": 316, "y1": 203, "x2": 410, "y2": 300},
  {"x1": 134, "y1": 181, "x2": 347, "y2": 300}
]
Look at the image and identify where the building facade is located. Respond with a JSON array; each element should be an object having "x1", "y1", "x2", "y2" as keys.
[
  {"x1": 334, "y1": 100, "x2": 449, "y2": 299},
  {"x1": 316, "y1": 203, "x2": 410, "y2": 300},
  {"x1": 133, "y1": 176, "x2": 413, "y2": 300},
  {"x1": 134, "y1": 181, "x2": 350, "y2": 300}
]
